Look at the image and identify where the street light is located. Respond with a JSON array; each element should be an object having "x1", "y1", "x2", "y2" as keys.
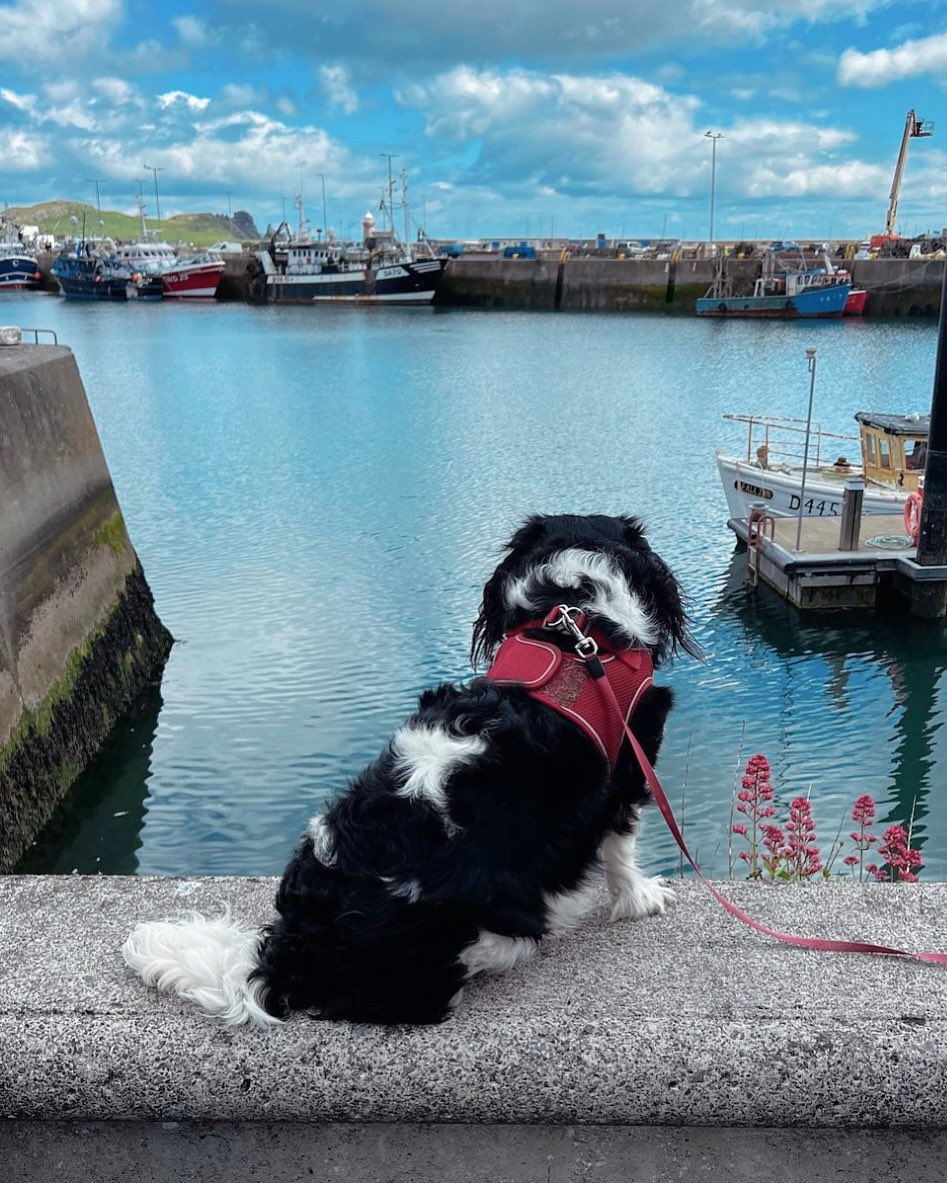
[
  {"x1": 143, "y1": 163, "x2": 164, "y2": 224},
  {"x1": 704, "y1": 131, "x2": 723, "y2": 249}
]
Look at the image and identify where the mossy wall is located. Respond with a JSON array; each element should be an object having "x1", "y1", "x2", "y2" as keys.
[{"x1": 0, "y1": 346, "x2": 172, "y2": 870}]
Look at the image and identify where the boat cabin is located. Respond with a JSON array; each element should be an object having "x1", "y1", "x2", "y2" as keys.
[{"x1": 855, "y1": 411, "x2": 929, "y2": 492}]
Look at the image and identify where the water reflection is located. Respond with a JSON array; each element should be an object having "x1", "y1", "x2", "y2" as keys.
[
  {"x1": 714, "y1": 546, "x2": 947, "y2": 867},
  {"x1": 15, "y1": 686, "x2": 163, "y2": 874}
]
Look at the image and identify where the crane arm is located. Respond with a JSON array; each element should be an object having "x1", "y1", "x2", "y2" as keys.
[{"x1": 886, "y1": 109, "x2": 933, "y2": 237}]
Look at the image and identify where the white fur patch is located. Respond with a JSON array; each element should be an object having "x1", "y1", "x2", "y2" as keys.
[
  {"x1": 383, "y1": 877, "x2": 422, "y2": 903},
  {"x1": 504, "y1": 548, "x2": 659, "y2": 649},
  {"x1": 600, "y1": 830, "x2": 675, "y2": 921},
  {"x1": 460, "y1": 930, "x2": 538, "y2": 977},
  {"x1": 391, "y1": 723, "x2": 486, "y2": 820},
  {"x1": 122, "y1": 910, "x2": 280, "y2": 1027},
  {"x1": 307, "y1": 814, "x2": 337, "y2": 866},
  {"x1": 543, "y1": 879, "x2": 600, "y2": 937}
]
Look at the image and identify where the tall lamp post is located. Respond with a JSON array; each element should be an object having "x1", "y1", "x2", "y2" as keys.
[
  {"x1": 142, "y1": 163, "x2": 164, "y2": 225},
  {"x1": 704, "y1": 131, "x2": 723, "y2": 250}
]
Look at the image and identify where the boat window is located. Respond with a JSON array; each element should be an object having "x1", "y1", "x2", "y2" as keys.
[
  {"x1": 879, "y1": 437, "x2": 891, "y2": 470},
  {"x1": 905, "y1": 439, "x2": 927, "y2": 470},
  {"x1": 865, "y1": 434, "x2": 876, "y2": 465}
]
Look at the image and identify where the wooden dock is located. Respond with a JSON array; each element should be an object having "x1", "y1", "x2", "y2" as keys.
[{"x1": 728, "y1": 511, "x2": 947, "y2": 616}]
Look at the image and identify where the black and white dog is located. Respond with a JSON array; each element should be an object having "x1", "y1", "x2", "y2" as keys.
[{"x1": 123, "y1": 513, "x2": 695, "y2": 1026}]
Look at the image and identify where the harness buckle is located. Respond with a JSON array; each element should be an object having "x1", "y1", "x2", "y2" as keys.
[{"x1": 545, "y1": 604, "x2": 599, "y2": 660}]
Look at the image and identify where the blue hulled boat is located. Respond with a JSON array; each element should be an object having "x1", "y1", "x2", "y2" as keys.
[
  {"x1": 696, "y1": 253, "x2": 851, "y2": 319},
  {"x1": 51, "y1": 244, "x2": 164, "y2": 301}
]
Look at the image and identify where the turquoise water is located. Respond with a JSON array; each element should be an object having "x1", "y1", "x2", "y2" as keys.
[{"x1": 5, "y1": 294, "x2": 946, "y2": 878}]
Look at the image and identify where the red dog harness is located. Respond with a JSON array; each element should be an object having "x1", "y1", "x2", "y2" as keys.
[
  {"x1": 485, "y1": 605, "x2": 653, "y2": 771},
  {"x1": 487, "y1": 603, "x2": 947, "y2": 968}
]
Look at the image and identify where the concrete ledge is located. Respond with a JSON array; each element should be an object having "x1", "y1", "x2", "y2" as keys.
[
  {"x1": 3, "y1": 876, "x2": 947, "y2": 1131},
  {"x1": 7, "y1": 1121, "x2": 947, "y2": 1183}
]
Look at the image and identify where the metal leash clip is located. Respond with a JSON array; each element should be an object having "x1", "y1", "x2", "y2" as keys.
[{"x1": 545, "y1": 604, "x2": 599, "y2": 660}]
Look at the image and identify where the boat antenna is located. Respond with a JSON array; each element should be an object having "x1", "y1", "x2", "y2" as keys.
[
  {"x1": 794, "y1": 349, "x2": 818, "y2": 552},
  {"x1": 294, "y1": 191, "x2": 308, "y2": 241},
  {"x1": 401, "y1": 168, "x2": 410, "y2": 249},
  {"x1": 379, "y1": 154, "x2": 397, "y2": 237},
  {"x1": 135, "y1": 181, "x2": 147, "y2": 240}
]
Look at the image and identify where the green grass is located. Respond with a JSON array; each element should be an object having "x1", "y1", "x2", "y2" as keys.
[{"x1": 7, "y1": 200, "x2": 255, "y2": 247}]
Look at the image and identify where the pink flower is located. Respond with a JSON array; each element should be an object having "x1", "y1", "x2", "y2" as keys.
[
  {"x1": 731, "y1": 823, "x2": 748, "y2": 837},
  {"x1": 870, "y1": 824, "x2": 923, "y2": 883},
  {"x1": 852, "y1": 795, "x2": 876, "y2": 826}
]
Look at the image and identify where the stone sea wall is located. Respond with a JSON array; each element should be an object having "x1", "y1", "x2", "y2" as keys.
[
  {"x1": 35, "y1": 252, "x2": 947, "y2": 315},
  {"x1": 0, "y1": 344, "x2": 172, "y2": 870}
]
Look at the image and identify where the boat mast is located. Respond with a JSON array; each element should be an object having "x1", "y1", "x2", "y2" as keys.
[
  {"x1": 401, "y1": 169, "x2": 410, "y2": 248},
  {"x1": 379, "y1": 154, "x2": 397, "y2": 241},
  {"x1": 294, "y1": 191, "x2": 308, "y2": 241},
  {"x1": 135, "y1": 182, "x2": 147, "y2": 240}
]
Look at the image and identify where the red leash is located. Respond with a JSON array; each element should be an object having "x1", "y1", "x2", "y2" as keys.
[{"x1": 591, "y1": 661, "x2": 947, "y2": 965}]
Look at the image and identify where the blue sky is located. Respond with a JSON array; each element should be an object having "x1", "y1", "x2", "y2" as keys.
[{"x1": 2, "y1": 0, "x2": 947, "y2": 241}]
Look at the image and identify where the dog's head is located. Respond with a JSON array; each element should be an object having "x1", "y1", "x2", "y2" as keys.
[{"x1": 471, "y1": 513, "x2": 697, "y2": 668}]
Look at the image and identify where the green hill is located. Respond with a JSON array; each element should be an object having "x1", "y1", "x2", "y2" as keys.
[{"x1": 4, "y1": 201, "x2": 259, "y2": 246}]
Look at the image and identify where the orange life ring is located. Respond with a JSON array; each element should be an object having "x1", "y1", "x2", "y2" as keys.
[{"x1": 904, "y1": 489, "x2": 923, "y2": 544}]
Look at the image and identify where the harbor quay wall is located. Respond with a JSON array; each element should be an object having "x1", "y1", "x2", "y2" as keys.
[
  {"x1": 4, "y1": 875, "x2": 947, "y2": 1181},
  {"x1": 442, "y1": 255, "x2": 947, "y2": 316},
  {"x1": 34, "y1": 253, "x2": 947, "y2": 315},
  {"x1": 0, "y1": 345, "x2": 172, "y2": 871}
]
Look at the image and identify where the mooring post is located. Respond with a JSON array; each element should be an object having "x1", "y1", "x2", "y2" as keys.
[
  {"x1": 838, "y1": 478, "x2": 864, "y2": 551},
  {"x1": 917, "y1": 232, "x2": 947, "y2": 567}
]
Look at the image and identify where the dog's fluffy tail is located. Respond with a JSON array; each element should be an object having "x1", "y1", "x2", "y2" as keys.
[{"x1": 122, "y1": 910, "x2": 281, "y2": 1027}]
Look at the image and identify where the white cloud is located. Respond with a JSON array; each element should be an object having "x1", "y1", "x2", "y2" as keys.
[
  {"x1": 158, "y1": 90, "x2": 211, "y2": 112},
  {"x1": 0, "y1": 0, "x2": 121, "y2": 63},
  {"x1": 839, "y1": 29, "x2": 947, "y2": 87},
  {"x1": 92, "y1": 77, "x2": 136, "y2": 104},
  {"x1": 747, "y1": 160, "x2": 887, "y2": 198},
  {"x1": 319, "y1": 64, "x2": 358, "y2": 114},
  {"x1": 0, "y1": 127, "x2": 47, "y2": 170},
  {"x1": 400, "y1": 64, "x2": 886, "y2": 212},
  {"x1": 1, "y1": 87, "x2": 35, "y2": 113},
  {"x1": 173, "y1": 16, "x2": 218, "y2": 48}
]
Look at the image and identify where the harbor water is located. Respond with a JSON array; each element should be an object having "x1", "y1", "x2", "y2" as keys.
[{"x1": 5, "y1": 293, "x2": 946, "y2": 879}]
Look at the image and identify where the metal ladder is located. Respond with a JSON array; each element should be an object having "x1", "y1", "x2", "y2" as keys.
[{"x1": 746, "y1": 504, "x2": 775, "y2": 589}]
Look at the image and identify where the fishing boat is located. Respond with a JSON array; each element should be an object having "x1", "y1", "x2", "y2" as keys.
[
  {"x1": 249, "y1": 181, "x2": 446, "y2": 305},
  {"x1": 111, "y1": 242, "x2": 226, "y2": 298},
  {"x1": 696, "y1": 252, "x2": 851, "y2": 319},
  {"x1": 50, "y1": 244, "x2": 164, "y2": 301},
  {"x1": 716, "y1": 411, "x2": 928, "y2": 519},
  {"x1": 0, "y1": 223, "x2": 42, "y2": 290}
]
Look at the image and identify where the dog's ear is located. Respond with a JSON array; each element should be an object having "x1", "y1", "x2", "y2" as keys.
[
  {"x1": 640, "y1": 550, "x2": 703, "y2": 664},
  {"x1": 619, "y1": 515, "x2": 651, "y2": 552},
  {"x1": 616, "y1": 516, "x2": 702, "y2": 664},
  {"x1": 470, "y1": 515, "x2": 548, "y2": 668}
]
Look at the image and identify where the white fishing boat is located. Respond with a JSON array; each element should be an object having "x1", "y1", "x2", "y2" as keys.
[
  {"x1": 111, "y1": 242, "x2": 226, "y2": 298},
  {"x1": 717, "y1": 411, "x2": 928, "y2": 519}
]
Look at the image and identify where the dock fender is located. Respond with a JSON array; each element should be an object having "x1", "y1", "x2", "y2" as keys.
[{"x1": 904, "y1": 488, "x2": 923, "y2": 544}]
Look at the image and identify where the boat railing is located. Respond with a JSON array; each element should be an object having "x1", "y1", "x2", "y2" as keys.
[
  {"x1": 723, "y1": 412, "x2": 858, "y2": 470},
  {"x1": 13, "y1": 328, "x2": 58, "y2": 344}
]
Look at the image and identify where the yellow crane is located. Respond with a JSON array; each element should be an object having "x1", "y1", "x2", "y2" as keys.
[{"x1": 885, "y1": 109, "x2": 933, "y2": 237}]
